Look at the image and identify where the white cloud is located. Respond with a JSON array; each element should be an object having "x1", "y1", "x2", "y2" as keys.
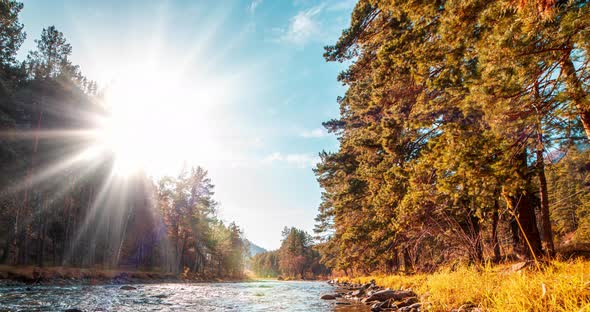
[
  {"x1": 249, "y1": 0, "x2": 263, "y2": 13},
  {"x1": 300, "y1": 127, "x2": 328, "y2": 138},
  {"x1": 279, "y1": 5, "x2": 324, "y2": 46},
  {"x1": 263, "y1": 152, "x2": 320, "y2": 168}
]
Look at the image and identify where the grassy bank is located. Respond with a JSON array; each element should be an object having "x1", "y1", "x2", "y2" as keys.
[
  {"x1": 340, "y1": 259, "x2": 590, "y2": 311},
  {"x1": 0, "y1": 265, "x2": 248, "y2": 285},
  {"x1": 0, "y1": 265, "x2": 179, "y2": 285}
]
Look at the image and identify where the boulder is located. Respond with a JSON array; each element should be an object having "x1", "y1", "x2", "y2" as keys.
[
  {"x1": 397, "y1": 297, "x2": 419, "y2": 308},
  {"x1": 370, "y1": 299, "x2": 395, "y2": 312},
  {"x1": 365, "y1": 289, "x2": 416, "y2": 302},
  {"x1": 351, "y1": 288, "x2": 365, "y2": 297},
  {"x1": 370, "y1": 302, "x2": 382, "y2": 311},
  {"x1": 399, "y1": 302, "x2": 422, "y2": 312},
  {"x1": 119, "y1": 285, "x2": 137, "y2": 290},
  {"x1": 320, "y1": 294, "x2": 336, "y2": 300}
]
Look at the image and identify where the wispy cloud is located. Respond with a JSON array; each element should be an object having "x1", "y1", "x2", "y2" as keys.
[
  {"x1": 264, "y1": 152, "x2": 319, "y2": 168},
  {"x1": 278, "y1": 5, "x2": 324, "y2": 46},
  {"x1": 300, "y1": 127, "x2": 328, "y2": 138},
  {"x1": 249, "y1": 0, "x2": 263, "y2": 13}
]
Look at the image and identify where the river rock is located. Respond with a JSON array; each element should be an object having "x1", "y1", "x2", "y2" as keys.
[
  {"x1": 320, "y1": 294, "x2": 336, "y2": 300},
  {"x1": 371, "y1": 299, "x2": 392, "y2": 311},
  {"x1": 399, "y1": 302, "x2": 422, "y2": 312},
  {"x1": 365, "y1": 289, "x2": 416, "y2": 302},
  {"x1": 366, "y1": 289, "x2": 416, "y2": 301},
  {"x1": 351, "y1": 288, "x2": 365, "y2": 297},
  {"x1": 397, "y1": 296, "x2": 419, "y2": 308},
  {"x1": 119, "y1": 285, "x2": 137, "y2": 290}
]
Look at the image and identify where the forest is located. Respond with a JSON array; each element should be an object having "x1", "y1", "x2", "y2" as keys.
[
  {"x1": 314, "y1": 0, "x2": 590, "y2": 275},
  {"x1": 250, "y1": 227, "x2": 329, "y2": 279},
  {"x1": 0, "y1": 1, "x2": 245, "y2": 278}
]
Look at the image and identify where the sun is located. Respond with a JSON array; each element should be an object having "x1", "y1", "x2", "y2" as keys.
[{"x1": 96, "y1": 65, "x2": 220, "y2": 176}]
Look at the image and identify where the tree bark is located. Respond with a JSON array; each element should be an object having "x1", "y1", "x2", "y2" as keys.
[
  {"x1": 470, "y1": 215, "x2": 483, "y2": 263},
  {"x1": 491, "y1": 198, "x2": 502, "y2": 262},
  {"x1": 536, "y1": 130, "x2": 555, "y2": 257},
  {"x1": 504, "y1": 192, "x2": 544, "y2": 258},
  {"x1": 503, "y1": 150, "x2": 544, "y2": 259},
  {"x1": 561, "y1": 53, "x2": 590, "y2": 140},
  {"x1": 403, "y1": 249, "x2": 413, "y2": 272}
]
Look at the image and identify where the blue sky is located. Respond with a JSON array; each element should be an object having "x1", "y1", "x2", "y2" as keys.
[{"x1": 19, "y1": 0, "x2": 353, "y2": 250}]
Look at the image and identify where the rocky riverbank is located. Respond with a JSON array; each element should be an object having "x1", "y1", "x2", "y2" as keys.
[{"x1": 321, "y1": 279, "x2": 423, "y2": 312}]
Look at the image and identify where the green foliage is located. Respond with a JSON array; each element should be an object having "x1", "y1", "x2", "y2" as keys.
[
  {"x1": 547, "y1": 147, "x2": 590, "y2": 242},
  {"x1": 251, "y1": 227, "x2": 329, "y2": 279},
  {"x1": 26, "y1": 26, "x2": 78, "y2": 80},
  {"x1": 316, "y1": 0, "x2": 590, "y2": 274},
  {"x1": 251, "y1": 251, "x2": 279, "y2": 277},
  {"x1": 0, "y1": 0, "x2": 25, "y2": 70}
]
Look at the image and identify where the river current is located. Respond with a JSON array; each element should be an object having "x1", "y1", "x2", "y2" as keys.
[{"x1": 0, "y1": 280, "x2": 369, "y2": 311}]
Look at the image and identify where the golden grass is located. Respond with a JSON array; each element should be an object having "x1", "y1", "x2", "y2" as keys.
[{"x1": 341, "y1": 259, "x2": 590, "y2": 311}]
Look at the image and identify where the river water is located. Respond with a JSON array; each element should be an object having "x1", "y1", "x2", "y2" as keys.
[{"x1": 0, "y1": 280, "x2": 369, "y2": 311}]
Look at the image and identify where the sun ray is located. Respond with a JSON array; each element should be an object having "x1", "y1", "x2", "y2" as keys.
[
  {"x1": 1, "y1": 145, "x2": 107, "y2": 196},
  {"x1": 63, "y1": 168, "x2": 116, "y2": 264},
  {"x1": 0, "y1": 129, "x2": 99, "y2": 140}
]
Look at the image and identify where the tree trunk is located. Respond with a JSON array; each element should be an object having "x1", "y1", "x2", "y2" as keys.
[
  {"x1": 16, "y1": 101, "x2": 43, "y2": 265},
  {"x1": 403, "y1": 249, "x2": 413, "y2": 272},
  {"x1": 1, "y1": 227, "x2": 11, "y2": 263},
  {"x1": 491, "y1": 198, "x2": 501, "y2": 262},
  {"x1": 36, "y1": 194, "x2": 47, "y2": 267},
  {"x1": 470, "y1": 215, "x2": 483, "y2": 263},
  {"x1": 561, "y1": 53, "x2": 590, "y2": 140},
  {"x1": 536, "y1": 130, "x2": 555, "y2": 257},
  {"x1": 392, "y1": 248, "x2": 399, "y2": 272},
  {"x1": 504, "y1": 192, "x2": 543, "y2": 258},
  {"x1": 503, "y1": 150, "x2": 544, "y2": 259}
]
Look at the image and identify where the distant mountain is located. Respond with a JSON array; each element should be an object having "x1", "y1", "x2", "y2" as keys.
[{"x1": 243, "y1": 239, "x2": 267, "y2": 257}]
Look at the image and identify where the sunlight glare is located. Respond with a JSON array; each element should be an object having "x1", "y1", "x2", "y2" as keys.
[{"x1": 98, "y1": 65, "x2": 222, "y2": 176}]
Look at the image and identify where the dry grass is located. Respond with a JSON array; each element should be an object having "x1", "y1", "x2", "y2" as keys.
[{"x1": 341, "y1": 259, "x2": 590, "y2": 311}]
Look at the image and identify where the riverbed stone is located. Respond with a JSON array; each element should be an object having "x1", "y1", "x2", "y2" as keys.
[
  {"x1": 320, "y1": 294, "x2": 336, "y2": 300},
  {"x1": 365, "y1": 289, "x2": 416, "y2": 302},
  {"x1": 397, "y1": 296, "x2": 419, "y2": 308},
  {"x1": 351, "y1": 288, "x2": 365, "y2": 297},
  {"x1": 119, "y1": 285, "x2": 137, "y2": 290},
  {"x1": 399, "y1": 302, "x2": 422, "y2": 312}
]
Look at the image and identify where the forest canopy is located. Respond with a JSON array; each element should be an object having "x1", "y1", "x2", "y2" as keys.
[
  {"x1": 251, "y1": 227, "x2": 329, "y2": 279},
  {"x1": 314, "y1": 0, "x2": 590, "y2": 274}
]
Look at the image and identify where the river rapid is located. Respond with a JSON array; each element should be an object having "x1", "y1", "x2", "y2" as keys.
[{"x1": 0, "y1": 280, "x2": 369, "y2": 311}]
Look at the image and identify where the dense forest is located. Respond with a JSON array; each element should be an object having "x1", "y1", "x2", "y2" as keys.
[
  {"x1": 314, "y1": 0, "x2": 590, "y2": 275},
  {"x1": 251, "y1": 227, "x2": 329, "y2": 279},
  {"x1": 0, "y1": 1, "x2": 245, "y2": 278}
]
